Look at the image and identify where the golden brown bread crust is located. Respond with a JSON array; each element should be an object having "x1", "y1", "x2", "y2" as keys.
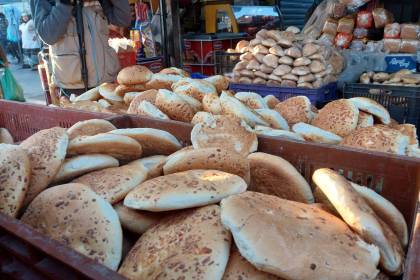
[
  {"x1": 117, "y1": 65, "x2": 153, "y2": 85},
  {"x1": 67, "y1": 119, "x2": 117, "y2": 140},
  {"x1": 127, "y1": 89, "x2": 158, "y2": 115},
  {"x1": 275, "y1": 96, "x2": 313, "y2": 125}
]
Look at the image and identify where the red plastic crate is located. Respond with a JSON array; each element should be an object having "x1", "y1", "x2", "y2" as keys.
[{"x1": 184, "y1": 39, "x2": 223, "y2": 64}]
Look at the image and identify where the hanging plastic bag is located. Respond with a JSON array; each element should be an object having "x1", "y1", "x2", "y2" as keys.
[{"x1": 0, "y1": 66, "x2": 25, "y2": 102}]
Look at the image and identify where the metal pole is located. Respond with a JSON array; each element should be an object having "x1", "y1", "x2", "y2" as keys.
[{"x1": 159, "y1": 0, "x2": 169, "y2": 67}]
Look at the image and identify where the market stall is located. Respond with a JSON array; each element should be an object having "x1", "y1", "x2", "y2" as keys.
[{"x1": 0, "y1": 0, "x2": 419, "y2": 279}]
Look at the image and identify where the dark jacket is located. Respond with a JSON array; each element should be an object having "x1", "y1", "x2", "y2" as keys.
[{"x1": 30, "y1": 0, "x2": 131, "y2": 45}]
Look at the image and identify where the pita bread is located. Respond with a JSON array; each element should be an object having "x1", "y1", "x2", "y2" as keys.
[
  {"x1": 114, "y1": 202, "x2": 163, "y2": 234},
  {"x1": 263, "y1": 95, "x2": 281, "y2": 109},
  {"x1": 204, "y1": 75, "x2": 230, "y2": 93},
  {"x1": 255, "y1": 109, "x2": 289, "y2": 130},
  {"x1": 73, "y1": 164, "x2": 147, "y2": 204},
  {"x1": 20, "y1": 127, "x2": 69, "y2": 206},
  {"x1": 254, "y1": 126, "x2": 305, "y2": 141},
  {"x1": 394, "y1": 123, "x2": 418, "y2": 145},
  {"x1": 124, "y1": 169, "x2": 247, "y2": 211},
  {"x1": 202, "y1": 94, "x2": 222, "y2": 115},
  {"x1": 137, "y1": 100, "x2": 170, "y2": 120},
  {"x1": 53, "y1": 154, "x2": 119, "y2": 183},
  {"x1": 275, "y1": 96, "x2": 314, "y2": 125},
  {"x1": 234, "y1": 92, "x2": 268, "y2": 110},
  {"x1": 191, "y1": 115, "x2": 258, "y2": 157},
  {"x1": 123, "y1": 92, "x2": 140, "y2": 105},
  {"x1": 312, "y1": 168, "x2": 404, "y2": 275},
  {"x1": 118, "y1": 205, "x2": 231, "y2": 279},
  {"x1": 220, "y1": 93, "x2": 269, "y2": 127},
  {"x1": 223, "y1": 246, "x2": 282, "y2": 280},
  {"x1": 349, "y1": 97, "x2": 391, "y2": 125},
  {"x1": 406, "y1": 144, "x2": 420, "y2": 158},
  {"x1": 176, "y1": 93, "x2": 202, "y2": 112},
  {"x1": 159, "y1": 67, "x2": 190, "y2": 77},
  {"x1": 117, "y1": 65, "x2": 153, "y2": 85},
  {"x1": 191, "y1": 111, "x2": 215, "y2": 125},
  {"x1": 163, "y1": 147, "x2": 251, "y2": 184},
  {"x1": 74, "y1": 86, "x2": 100, "y2": 102},
  {"x1": 0, "y1": 128, "x2": 14, "y2": 144},
  {"x1": 127, "y1": 89, "x2": 158, "y2": 115},
  {"x1": 292, "y1": 122, "x2": 342, "y2": 144},
  {"x1": 97, "y1": 99, "x2": 112, "y2": 108},
  {"x1": 67, "y1": 119, "x2": 117, "y2": 140},
  {"x1": 351, "y1": 182, "x2": 408, "y2": 248},
  {"x1": 312, "y1": 99, "x2": 359, "y2": 137},
  {"x1": 341, "y1": 126, "x2": 409, "y2": 155},
  {"x1": 128, "y1": 155, "x2": 167, "y2": 179},
  {"x1": 220, "y1": 192, "x2": 380, "y2": 280},
  {"x1": 67, "y1": 133, "x2": 143, "y2": 161},
  {"x1": 110, "y1": 128, "x2": 181, "y2": 156},
  {"x1": 172, "y1": 78, "x2": 217, "y2": 101},
  {"x1": 145, "y1": 73, "x2": 182, "y2": 90},
  {"x1": 115, "y1": 84, "x2": 146, "y2": 97},
  {"x1": 0, "y1": 144, "x2": 30, "y2": 217},
  {"x1": 21, "y1": 183, "x2": 122, "y2": 270},
  {"x1": 155, "y1": 89, "x2": 196, "y2": 122},
  {"x1": 357, "y1": 111, "x2": 374, "y2": 129},
  {"x1": 98, "y1": 83, "x2": 122, "y2": 102},
  {"x1": 248, "y1": 152, "x2": 314, "y2": 203}
]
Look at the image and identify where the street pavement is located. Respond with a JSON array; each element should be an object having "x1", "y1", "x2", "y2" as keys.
[{"x1": 9, "y1": 63, "x2": 45, "y2": 105}]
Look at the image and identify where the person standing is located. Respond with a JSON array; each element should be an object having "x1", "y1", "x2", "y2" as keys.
[
  {"x1": 5, "y1": 7, "x2": 22, "y2": 64},
  {"x1": 19, "y1": 13, "x2": 41, "y2": 70},
  {"x1": 0, "y1": 13, "x2": 8, "y2": 54},
  {"x1": 30, "y1": 0, "x2": 131, "y2": 97}
]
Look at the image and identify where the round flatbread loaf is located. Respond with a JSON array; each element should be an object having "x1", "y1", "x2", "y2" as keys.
[
  {"x1": 312, "y1": 99, "x2": 359, "y2": 137},
  {"x1": 223, "y1": 246, "x2": 282, "y2": 280},
  {"x1": 394, "y1": 123, "x2": 418, "y2": 145},
  {"x1": 254, "y1": 126, "x2": 305, "y2": 141},
  {"x1": 155, "y1": 89, "x2": 196, "y2": 122},
  {"x1": 163, "y1": 147, "x2": 251, "y2": 184},
  {"x1": 275, "y1": 96, "x2": 314, "y2": 125},
  {"x1": 0, "y1": 128, "x2": 14, "y2": 144},
  {"x1": 220, "y1": 93, "x2": 269, "y2": 127},
  {"x1": 115, "y1": 84, "x2": 146, "y2": 97},
  {"x1": 53, "y1": 154, "x2": 119, "y2": 183},
  {"x1": 118, "y1": 205, "x2": 231, "y2": 280},
  {"x1": 191, "y1": 115, "x2": 258, "y2": 157},
  {"x1": 177, "y1": 93, "x2": 202, "y2": 112},
  {"x1": 255, "y1": 109, "x2": 289, "y2": 130},
  {"x1": 357, "y1": 111, "x2": 374, "y2": 129},
  {"x1": 312, "y1": 168, "x2": 404, "y2": 275},
  {"x1": 172, "y1": 78, "x2": 217, "y2": 101},
  {"x1": 292, "y1": 122, "x2": 342, "y2": 144},
  {"x1": 114, "y1": 202, "x2": 163, "y2": 234},
  {"x1": 137, "y1": 100, "x2": 170, "y2": 120},
  {"x1": 117, "y1": 65, "x2": 153, "y2": 85},
  {"x1": 124, "y1": 169, "x2": 247, "y2": 211},
  {"x1": 349, "y1": 97, "x2": 391, "y2": 125},
  {"x1": 74, "y1": 86, "x2": 100, "y2": 102},
  {"x1": 263, "y1": 95, "x2": 281, "y2": 109},
  {"x1": 67, "y1": 119, "x2": 117, "y2": 140},
  {"x1": 234, "y1": 92, "x2": 268, "y2": 110},
  {"x1": 21, "y1": 183, "x2": 122, "y2": 270},
  {"x1": 351, "y1": 182, "x2": 408, "y2": 248},
  {"x1": 98, "y1": 83, "x2": 122, "y2": 102},
  {"x1": 127, "y1": 89, "x2": 158, "y2": 115},
  {"x1": 220, "y1": 191, "x2": 380, "y2": 280},
  {"x1": 202, "y1": 94, "x2": 222, "y2": 115},
  {"x1": 191, "y1": 111, "x2": 215, "y2": 125},
  {"x1": 341, "y1": 125, "x2": 409, "y2": 155},
  {"x1": 248, "y1": 152, "x2": 314, "y2": 203},
  {"x1": 67, "y1": 133, "x2": 143, "y2": 161},
  {"x1": 0, "y1": 144, "x2": 30, "y2": 217},
  {"x1": 110, "y1": 128, "x2": 181, "y2": 156},
  {"x1": 204, "y1": 75, "x2": 230, "y2": 93},
  {"x1": 20, "y1": 127, "x2": 69, "y2": 206},
  {"x1": 73, "y1": 164, "x2": 147, "y2": 204},
  {"x1": 145, "y1": 73, "x2": 182, "y2": 90},
  {"x1": 159, "y1": 67, "x2": 189, "y2": 77},
  {"x1": 128, "y1": 155, "x2": 167, "y2": 179}
]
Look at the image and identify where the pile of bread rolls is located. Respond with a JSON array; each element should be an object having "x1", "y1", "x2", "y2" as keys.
[
  {"x1": 0, "y1": 116, "x2": 409, "y2": 279},
  {"x1": 231, "y1": 28, "x2": 345, "y2": 88},
  {"x1": 360, "y1": 69, "x2": 420, "y2": 86}
]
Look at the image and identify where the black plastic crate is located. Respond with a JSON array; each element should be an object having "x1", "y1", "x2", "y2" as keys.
[{"x1": 343, "y1": 83, "x2": 420, "y2": 127}]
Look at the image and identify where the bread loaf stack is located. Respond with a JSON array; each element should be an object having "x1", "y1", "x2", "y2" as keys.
[
  {"x1": 231, "y1": 28, "x2": 345, "y2": 89},
  {"x1": 0, "y1": 117, "x2": 409, "y2": 279},
  {"x1": 359, "y1": 70, "x2": 420, "y2": 86}
]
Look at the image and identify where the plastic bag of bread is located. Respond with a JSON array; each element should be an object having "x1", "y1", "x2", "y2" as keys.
[
  {"x1": 334, "y1": 33, "x2": 353, "y2": 49},
  {"x1": 337, "y1": 17, "x2": 355, "y2": 34},
  {"x1": 384, "y1": 23, "x2": 401, "y2": 39},
  {"x1": 356, "y1": 11, "x2": 373, "y2": 29},
  {"x1": 383, "y1": 39, "x2": 402, "y2": 53},
  {"x1": 372, "y1": 8, "x2": 394, "y2": 29},
  {"x1": 400, "y1": 40, "x2": 420, "y2": 54},
  {"x1": 340, "y1": 0, "x2": 371, "y2": 11},
  {"x1": 365, "y1": 40, "x2": 384, "y2": 52},
  {"x1": 322, "y1": 18, "x2": 338, "y2": 36},
  {"x1": 350, "y1": 40, "x2": 365, "y2": 50},
  {"x1": 353, "y1": 28, "x2": 368, "y2": 39},
  {"x1": 319, "y1": 33, "x2": 335, "y2": 45},
  {"x1": 400, "y1": 24, "x2": 420, "y2": 40},
  {"x1": 303, "y1": 0, "x2": 341, "y2": 39}
]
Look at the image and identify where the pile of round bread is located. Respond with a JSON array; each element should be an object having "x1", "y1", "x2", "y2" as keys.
[
  {"x1": 360, "y1": 69, "x2": 420, "y2": 86},
  {"x1": 230, "y1": 28, "x2": 345, "y2": 88},
  {"x1": 59, "y1": 65, "x2": 230, "y2": 116},
  {"x1": 0, "y1": 116, "x2": 409, "y2": 279}
]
